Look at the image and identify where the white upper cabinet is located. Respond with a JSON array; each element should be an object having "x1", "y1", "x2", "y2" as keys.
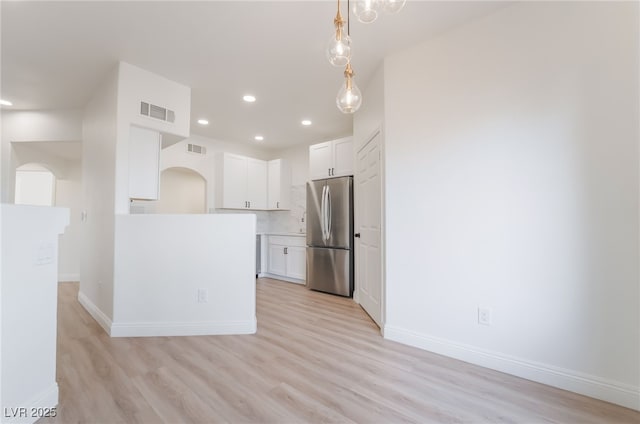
[
  {"x1": 267, "y1": 159, "x2": 291, "y2": 210},
  {"x1": 221, "y1": 153, "x2": 248, "y2": 209},
  {"x1": 309, "y1": 141, "x2": 332, "y2": 180},
  {"x1": 332, "y1": 137, "x2": 354, "y2": 177},
  {"x1": 128, "y1": 125, "x2": 161, "y2": 200},
  {"x1": 309, "y1": 137, "x2": 353, "y2": 180},
  {"x1": 247, "y1": 158, "x2": 267, "y2": 210},
  {"x1": 216, "y1": 153, "x2": 267, "y2": 210}
]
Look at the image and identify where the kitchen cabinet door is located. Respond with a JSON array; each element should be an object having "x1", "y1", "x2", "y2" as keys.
[
  {"x1": 267, "y1": 159, "x2": 291, "y2": 210},
  {"x1": 247, "y1": 158, "x2": 267, "y2": 209},
  {"x1": 216, "y1": 153, "x2": 268, "y2": 210},
  {"x1": 268, "y1": 243, "x2": 287, "y2": 276},
  {"x1": 309, "y1": 137, "x2": 353, "y2": 180},
  {"x1": 309, "y1": 141, "x2": 332, "y2": 180},
  {"x1": 332, "y1": 137, "x2": 354, "y2": 178},
  {"x1": 128, "y1": 126, "x2": 161, "y2": 200},
  {"x1": 222, "y1": 153, "x2": 248, "y2": 209},
  {"x1": 286, "y1": 245, "x2": 306, "y2": 280},
  {"x1": 266, "y1": 236, "x2": 306, "y2": 283}
]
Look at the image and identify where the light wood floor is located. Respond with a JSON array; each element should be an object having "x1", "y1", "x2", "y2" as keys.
[{"x1": 43, "y1": 279, "x2": 638, "y2": 423}]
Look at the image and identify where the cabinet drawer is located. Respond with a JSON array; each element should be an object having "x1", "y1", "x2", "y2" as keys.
[{"x1": 269, "y1": 236, "x2": 306, "y2": 247}]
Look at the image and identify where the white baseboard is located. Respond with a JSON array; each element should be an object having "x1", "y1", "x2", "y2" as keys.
[
  {"x1": 77, "y1": 291, "x2": 113, "y2": 336},
  {"x1": 77, "y1": 291, "x2": 257, "y2": 337},
  {"x1": 384, "y1": 325, "x2": 640, "y2": 411},
  {"x1": 2, "y1": 383, "x2": 58, "y2": 424},
  {"x1": 110, "y1": 318, "x2": 257, "y2": 337},
  {"x1": 261, "y1": 273, "x2": 305, "y2": 285},
  {"x1": 57, "y1": 273, "x2": 79, "y2": 282}
]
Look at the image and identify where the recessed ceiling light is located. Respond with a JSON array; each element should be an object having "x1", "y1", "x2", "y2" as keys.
[
  {"x1": 254, "y1": 135, "x2": 264, "y2": 141},
  {"x1": 301, "y1": 120, "x2": 312, "y2": 126},
  {"x1": 197, "y1": 119, "x2": 209, "y2": 125},
  {"x1": 243, "y1": 95, "x2": 256, "y2": 103},
  {"x1": 0, "y1": 99, "x2": 13, "y2": 106}
]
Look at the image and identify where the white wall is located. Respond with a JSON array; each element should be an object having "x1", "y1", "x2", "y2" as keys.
[
  {"x1": 14, "y1": 168, "x2": 55, "y2": 206},
  {"x1": 154, "y1": 167, "x2": 206, "y2": 214},
  {"x1": 114, "y1": 62, "x2": 191, "y2": 214},
  {"x1": 97, "y1": 214, "x2": 255, "y2": 336},
  {"x1": 80, "y1": 65, "x2": 119, "y2": 321},
  {"x1": 383, "y1": 2, "x2": 639, "y2": 409},
  {"x1": 54, "y1": 162, "x2": 82, "y2": 281},
  {"x1": 1, "y1": 110, "x2": 82, "y2": 203},
  {"x1": 13, "y1": 160, "x2": 81, "y2": 282},
  {"x1": 272, "y1": 143, "x2": 309, "y2": 187},
  {"x1": 353, "y1": 64, "x2": 385, "y2": 153},
  {"x1": 2, "y1": 113, "x2": 84, "y2": 282},
  {"x1": 1, "y1": 205, "x2": 69, "y2": 423},
  {"x1": 80, "y1": 61, "x2": 192, "y2": 323}
]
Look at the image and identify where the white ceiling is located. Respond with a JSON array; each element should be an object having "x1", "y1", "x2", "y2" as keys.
[{"x1": 1, "y1": 1, "x2": 506, "y2": 150}]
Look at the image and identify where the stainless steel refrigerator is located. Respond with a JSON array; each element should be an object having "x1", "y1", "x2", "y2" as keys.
[{"x1": 306, "y1": 176, "x2": 353, "y2": 297}]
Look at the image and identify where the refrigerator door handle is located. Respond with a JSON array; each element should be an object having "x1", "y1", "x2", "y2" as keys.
[
  {"x1": 321, "y1": 185, "x2": 327, "y2": 240},
  {"x1": 326, "y1": 185, "x2": 332, "y2": 239},
  {"x1": 324, "y1": 184, "x2": 330, "y2": 240}
]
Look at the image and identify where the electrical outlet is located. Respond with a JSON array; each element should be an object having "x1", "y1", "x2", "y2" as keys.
[
  {"x1": 197, "y1": 288, "x2": 208, "y2": 303},
  {"x1": 35, "y1": 242, "x2": 54, "y2": 266},
  {"x1": 478, "y1": 307, "x2": 492, "y2": 326}
]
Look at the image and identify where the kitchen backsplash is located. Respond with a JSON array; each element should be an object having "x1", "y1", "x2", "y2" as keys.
[{"x1": 268, "y1": 184, "x2": 306, "y2": 234}]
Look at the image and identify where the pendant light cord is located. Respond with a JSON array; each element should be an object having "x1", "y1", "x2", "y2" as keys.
[{"x1": 347, "y1": 0, "x2": 350, "y2": 36}]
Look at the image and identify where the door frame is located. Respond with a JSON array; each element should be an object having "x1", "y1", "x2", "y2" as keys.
[{"x1": 354, "y1": 125, "x2": 386, "y2": 333}]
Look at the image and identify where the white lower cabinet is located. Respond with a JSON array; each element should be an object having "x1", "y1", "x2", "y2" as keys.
[
  {"x1": 268, "y1": 243, "x2": 287, "y2": 276},
  {"x1": 266, "y1": 235, "x2": 306, "y2": 284},
  {"x1": 285, "y1": 246, "x2": 306, "y2": 280}
]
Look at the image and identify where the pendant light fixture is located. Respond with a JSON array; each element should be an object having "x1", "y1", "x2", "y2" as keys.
[
  {"x1": 353, "y1": 0, "x2": 380, "y2": 24},
  {"x1": 335, "y1": 0, "x2": 362, "y2": 114},
  {"x1": 327, "y1": 0, "x2": 404, "y2": 113},
  {"x1": 326, "y1": 0, "x2": 351, "y2": 67},
  {"x1": 336, "y1": 63, "x2": 362, "y2": 114},
  {"x1": 353, "y1": 0, "x2": 405, "y2": 23}
]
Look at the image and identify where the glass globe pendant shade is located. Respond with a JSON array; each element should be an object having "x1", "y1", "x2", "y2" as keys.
[
  {"x1": 326, "y1": 28, "x2": 351, "y2": 67},
  {"x1": 353, "y1": 0, "x2": 380, "y2": 24},
  {"x1": 382, "y1": 0, "x2": 406, "y2": 14},
  {"x1": 336, "y1": 64, "x2": 362, "y2": 114}
]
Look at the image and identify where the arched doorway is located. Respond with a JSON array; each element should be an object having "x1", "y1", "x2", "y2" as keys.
[
  {"x1": 155, "y1": 167, "x2": 207, "y2": 214},
  {"x1": 14, "y1": 163, "x2": 56, "y2": 206}
]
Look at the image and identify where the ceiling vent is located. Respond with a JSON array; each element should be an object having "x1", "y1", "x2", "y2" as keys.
[
  {"x1": 187, "y1": 143, "x2": 206, "y2": 155},
  {"x1": 140, "y1": 101, "x2": 175, "y2": 123}
]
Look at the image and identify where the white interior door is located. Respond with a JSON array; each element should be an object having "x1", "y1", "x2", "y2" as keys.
[{"x1": 355, "y1": 130, "x2": 383, "y2": 328}]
